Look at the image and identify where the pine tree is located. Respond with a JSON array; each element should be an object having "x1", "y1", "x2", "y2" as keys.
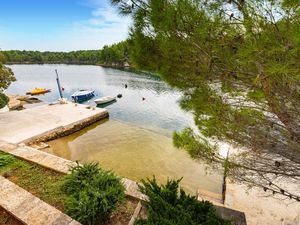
[
  {"x1": 111, "y1": 0, "x2": 300, "y2": 200},
  {"x1": 0, "y1": 52, "x2": 15, "y2": 108}
]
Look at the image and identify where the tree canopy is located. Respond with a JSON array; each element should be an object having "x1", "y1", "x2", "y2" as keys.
[
  {"x1": 111, "y1": 0, "x2": 300, "y2": 200},
  {"x1": 2, "y1": 41, "x2": 130, "y2": 66},
  {"x1": 0, "y1": 52, "x2": 15, "y2": 91},
  {"x1": 0, "y1": 52, "x2": 15, "y2": 108}
]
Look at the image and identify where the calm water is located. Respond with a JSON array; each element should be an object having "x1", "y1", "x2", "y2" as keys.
[{"x1": 7, "y1": 64, "x2": 223, "y2": 194}]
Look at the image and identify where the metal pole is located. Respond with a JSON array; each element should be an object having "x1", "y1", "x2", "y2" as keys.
[{"x1": 55, "y1": 69, "x2": 63, "y2": 99}]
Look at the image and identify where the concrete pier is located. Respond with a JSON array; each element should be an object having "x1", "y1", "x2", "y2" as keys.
[{"x1": 0, "y1": 102, "x2": 108, "y2": 144}]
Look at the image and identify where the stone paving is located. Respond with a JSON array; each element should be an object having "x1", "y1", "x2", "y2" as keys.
[
  {"x1": 0, "y1": 141, "x2": 146, "y2": 201},
  {"x1": 197, "y1": 188, "x2": 223, "y2": 205},
  {"x1": 0, "y1": 141, "x2": 146, "y2": 225},
  {"x1": 0, "y1": 176, "x2": 81, "y2": 225},
  {"x1": 0, "y1": 142, "x2": 76, "y2": 174},
  {"x1": 225, "y1": 180, "x2": 300, "y2": 225},
  {"x1": 0, "y1": 141, "x2": 251, "y2": 225},
  {"x1": 0, "y1": 102, "x2": 108, "y2": 144}
]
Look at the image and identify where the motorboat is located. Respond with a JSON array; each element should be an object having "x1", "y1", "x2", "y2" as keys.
[
  {"x1": 26, "y1": 88, "x2": 51, "y2": 95},
  {"x1": 71, "y1": 90, "x2": 95, "y2": 102},
  {"x1": 94, "y1": 96, "x2": 116, "y2": 105}
]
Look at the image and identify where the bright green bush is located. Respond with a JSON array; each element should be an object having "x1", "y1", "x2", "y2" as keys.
[
  {"x1": 61, "y1": 162, "x2": 125, "y2": 225},
  {"x1": 136, "y1": 177, "x2": 231, "y2": 225},
  {"x1": 0, "y1": 93, "x2": 9, "y2": 109}
]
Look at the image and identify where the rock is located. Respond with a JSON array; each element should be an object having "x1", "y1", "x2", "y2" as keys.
[
  {"x1": 25, "y1": 97, "x2": 42, "y2": 104},
  {"x1": 8, "y1": 95, "x2": 24, "y2": 111},
  {"x1": 16, "y1": 95, "x2": 30, "y2": 101},
  {"x1": 7, "y1": 95, "x2": 42, "y2": 111},
  {"x1": 29, "y1": 142, "x2": 50, "y2": 150}
]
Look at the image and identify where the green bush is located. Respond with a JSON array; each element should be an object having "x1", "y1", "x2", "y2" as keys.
[
  {"x1": 61, "y1": 162, "x2": 125, "y2": 225},
  {"x1": 136, "y1": 177, "x2": 231, "y2": 225},
  {"x1": 0, "y1": 93, "x2": 9, "y2": 109}
]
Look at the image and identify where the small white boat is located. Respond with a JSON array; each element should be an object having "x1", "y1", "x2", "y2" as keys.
[
  {"x1": 94, "y1": 96, "x2": 116, "y2": 105},
  {"x1": 71, "y1": 90, "x2": 95, "y2": 102}
]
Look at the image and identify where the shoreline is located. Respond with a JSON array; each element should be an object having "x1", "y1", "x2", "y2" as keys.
[
  {"x1": 0, "y1": 101, "x2": 108, "y2": 144},
  {"x1": 1, "y1": 100, "x2": 299, "y2": 224}
]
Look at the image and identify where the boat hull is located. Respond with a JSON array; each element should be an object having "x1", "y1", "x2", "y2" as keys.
[
  {"x1": 71, "y1": 90, "x2": 95, "y2": 103},
  {"x1": 94, "y1": 96, "x2": 116, "y2": 105},
  {"x1": 26, "y1": 89, "x2": 51, "y2": 95}
]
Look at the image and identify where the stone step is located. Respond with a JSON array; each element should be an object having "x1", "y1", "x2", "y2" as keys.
[
  {"x1": 0, "y1": 143, "x2": 76, "y2": 174},
  {"x1": 0, "y1": 141, "x2": 146, "y2": 201},
  {"x1": 282, "y1": 218, "x2": 300, "y2": 225},
  {"x1": 0, "y1": 176, "x2": 81, "y2": 225},
  {"x1": 197, "y1": 188, "x2": 223, "y2": 205},
  {"x1": 128, "y1": 201, "x2": 142, "y2": 225}
]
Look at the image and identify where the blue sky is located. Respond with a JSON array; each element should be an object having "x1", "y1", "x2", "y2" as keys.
[{"x1": 0, "y1": 0, "x2": 131, "y2": 51}]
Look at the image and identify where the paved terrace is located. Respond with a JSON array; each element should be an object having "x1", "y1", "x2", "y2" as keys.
[
  {"x1": 0, "y1": 142, "x2": 145, "y2": 225},
  {"x1": 0, "y1": 176, "x2": 81, "y2": 225},
  {"x1": 0, "y1": 102, "x2": 108, "y2": 144},
  {"x1": 0, "y1": 141, "x2": 147, "y2": 201}
]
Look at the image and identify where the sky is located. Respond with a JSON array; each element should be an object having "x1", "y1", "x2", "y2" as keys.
[{"x1": 0, "y1": 0, "x2": 131, "y2": 51}]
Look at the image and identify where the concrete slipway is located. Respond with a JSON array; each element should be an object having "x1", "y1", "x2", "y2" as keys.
[{"x1": 0, "y1": 102, "x2": 108, "y2": 144}]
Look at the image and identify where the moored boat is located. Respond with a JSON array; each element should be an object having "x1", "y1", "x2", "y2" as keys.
[
  {"x1": 71, "y1": 90, "x2": 95, "y2": 102},
  {"x1": 26, "y1": 88, "x2": 51, "y2": 95},
  {"x1": 94, "y1": 96, "x2": 116, "y2": 105}
]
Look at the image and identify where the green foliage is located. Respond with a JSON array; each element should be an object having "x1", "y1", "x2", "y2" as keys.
[
  {"x1": 173, "y1": 128, "x2": 218, "y2": 164},
  {"x1": 61, "y1": 162, "x2": 125, "y2": 225},
  {"x1": 0, "y1": 92, "x2": 9, "y2": 109},
  {"x1": 136, "y1": 177, "x2": 230, "y2": 225},
  {"x1": 0, "y1": 152, "x2": 15, "y2": 167},
  {"x1": 0, "y1": 52, "x2": 16, "y2": 90},
  {"x1": 100, "y1": 41, "x2": 129, "y2": 66},
  {"x1": 112, "y1": 0, "x2": 300, "y2": 200},
  {"x1": 2, "y1": 41, "x2": 130, "y2": 66},
  {"x1": 247, "y1": 90, "x2": 265, "y2": 102}
]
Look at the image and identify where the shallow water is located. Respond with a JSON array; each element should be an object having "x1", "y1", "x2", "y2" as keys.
[
  {"x1": 7, "y1": 64, "x2": 223, "y2": 194},
  {"x1": 46, "y1": 119, "x2": 222, "y2": 194}
]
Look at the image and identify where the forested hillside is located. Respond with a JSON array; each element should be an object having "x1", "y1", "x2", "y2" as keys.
[{"x1": 2, "y1": 41, "x2": 130, "y2": 66}]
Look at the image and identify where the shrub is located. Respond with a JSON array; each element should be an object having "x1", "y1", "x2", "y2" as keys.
[
  {"x1": 61, "y1": 162, "x2": 125, "y2": 225},
  {"x1": 0, "y1": 93, "x2": 9, "y2": 109},
  {"x1": 136, "y1": 177, "x2": 231, "y2": 225}
]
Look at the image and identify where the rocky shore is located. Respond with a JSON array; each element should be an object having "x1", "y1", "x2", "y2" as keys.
[{"x1": 7, "y1": 95, "x2": 42, "y2": 111}]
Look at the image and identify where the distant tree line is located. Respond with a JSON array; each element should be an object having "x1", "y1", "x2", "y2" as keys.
[{"x1": 2, "y1": 41, "x2": 130, "y2": 67}]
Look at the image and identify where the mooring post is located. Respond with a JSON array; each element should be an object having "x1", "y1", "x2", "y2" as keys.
[{"x1": 55, "y1": 69, "x2": 63, "y2": 99}]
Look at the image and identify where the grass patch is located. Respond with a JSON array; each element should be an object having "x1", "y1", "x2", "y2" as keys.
[
  {"x1": 0, "y1": 151, "x2": 66, "y2": 211},
  {"x1": 0, "y1": 151, "x2": 136, "y2": 225}
]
